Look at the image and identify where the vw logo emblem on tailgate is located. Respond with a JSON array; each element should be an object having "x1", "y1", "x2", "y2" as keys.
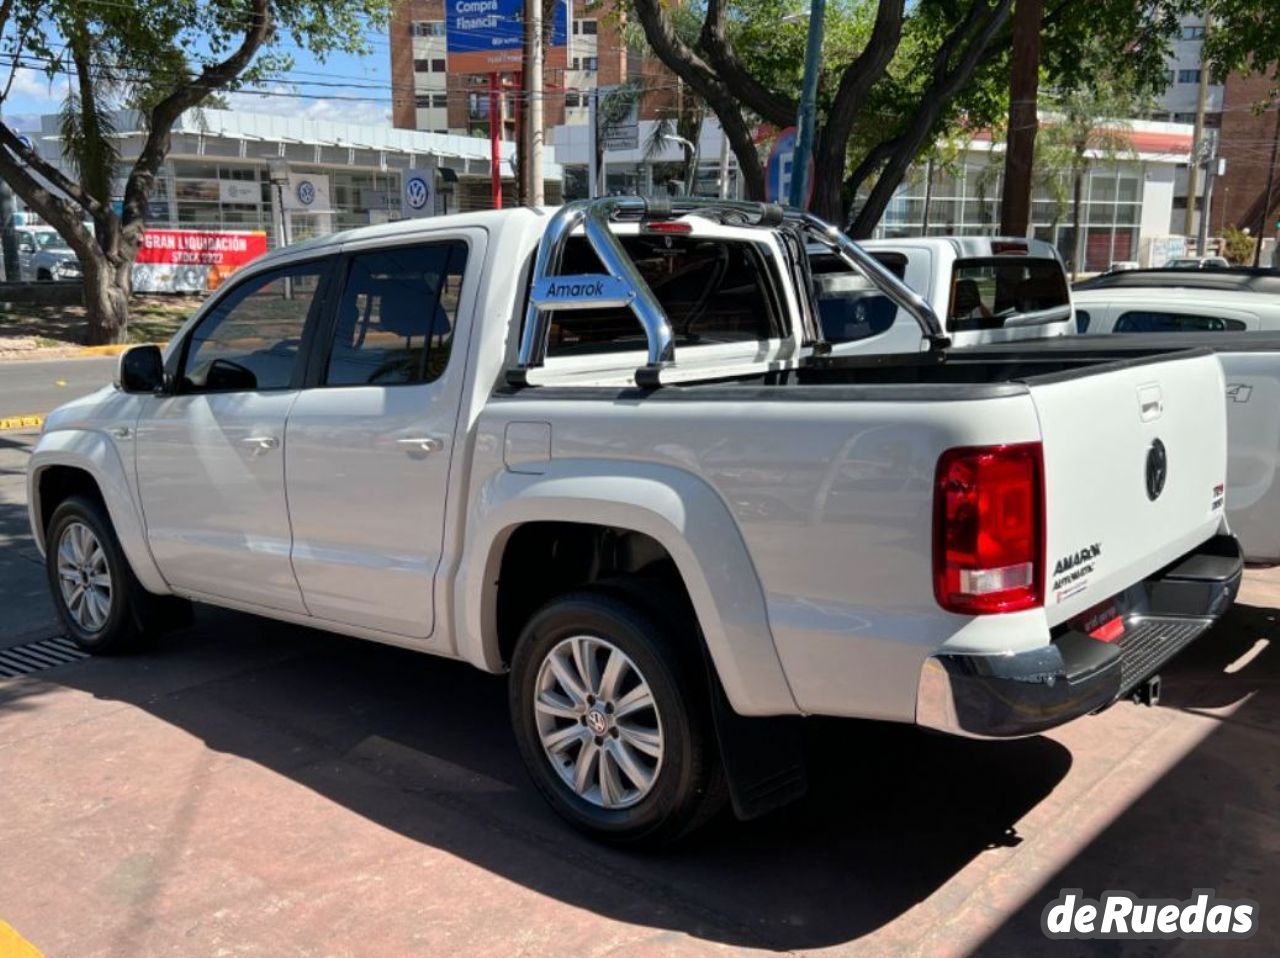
[{"x1": 1146, "y1": 438, "x2": 1167, "y2": 501}]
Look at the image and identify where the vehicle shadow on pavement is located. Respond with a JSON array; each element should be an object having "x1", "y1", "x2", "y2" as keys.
[
  {"x1": 970, "y1": 604, "x2": 1279, "y2": 957},
  {"x1": 25, "y1": 607, "x2": 1073, "y2": 951}
]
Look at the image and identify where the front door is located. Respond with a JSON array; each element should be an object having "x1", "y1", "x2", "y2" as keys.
[
  {"x1": 135, "y1": 259, "x2": 331, "y2": 612},
  {"x1": 284, "y1": 235, "x2": 477, "y2": 638}
]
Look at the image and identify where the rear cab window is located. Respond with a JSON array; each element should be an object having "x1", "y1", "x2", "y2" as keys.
[
  {"x1": 810, "y1": 251, "x2": 907, "y2": 343},
  {"x1": 949, "y1": 257, "x2": 1069, "y2": 332},
  {"x1": 543, "y1": 232, "x2": 786, "y2": 359}
]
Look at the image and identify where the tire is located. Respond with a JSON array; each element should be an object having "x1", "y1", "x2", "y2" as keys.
[
  {"x1": 44, "y1": 495, "x2": 188, "y2": 653},
  {"x1": 509, "y1": 589, "x2": 727, "y2": 846}
]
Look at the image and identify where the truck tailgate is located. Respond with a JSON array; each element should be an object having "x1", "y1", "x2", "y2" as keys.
[{"x1": 1031, "y1": 351, "x2": 1227, "y2": 626}]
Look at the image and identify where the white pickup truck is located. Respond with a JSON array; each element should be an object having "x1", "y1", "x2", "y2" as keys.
[
  {"x1": 812, "y1": 235, "x2": 1075, "y2": 356},
  {"x1": 28, "y1": 199, "x2": 1242, "y2": 844}
]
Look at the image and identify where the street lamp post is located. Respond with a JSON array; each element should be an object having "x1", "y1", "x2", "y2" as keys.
[
  {"x1": 789, "y1": 0, "x2": 826, "y2": 209},
  {"x1": 661, "y1": 134, "x2": 699, "y2": 195}
]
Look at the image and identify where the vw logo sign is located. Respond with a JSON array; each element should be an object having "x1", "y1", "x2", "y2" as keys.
[
  {"x1": 295, "y1": 180, "x2": 316, "y2": 206},
  {"x1": 1146, "y1": 438, "x2": 1168, "y2": 501},
  {"x1": 405, "y1": 175, "x2": 430, "y2": 211},
  {"x1": 17, "y1": 134, "x2": 33, "y2": 152}
]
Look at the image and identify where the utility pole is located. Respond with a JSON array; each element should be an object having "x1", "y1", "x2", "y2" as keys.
[
  {"x1": 920, "y1": 156, "x2": 935, "y2": 236},
  {"x1": 1184, "y1": 12, "x2": 1212, "y2": 240},
  {"x1": 1000, "y1": 0, "x2": 1042, "y2": 237},
  {"x1": 587, "y1": 88, "x2": 599, "y2": 198},
  {"x1": 789, "y1": 0, "x2": 826, "y2": 209},
  {"x1": 489, "y1": 73, "x2": 502, "y2": 209},
  {"x1": 523, "y1": 0, "x2": 545, "y2": 206},
  {"x1": 1254, "y1": 97, "x2": 1280, "y2": 267},
  {"x1": 1197, "y1": 137, "x2": 1219, "y2": 258},
  {"x1": 717, "y1": 126, "x2": 730, "y2": 198}
]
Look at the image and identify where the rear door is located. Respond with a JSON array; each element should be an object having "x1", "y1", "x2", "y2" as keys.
[
  {"x1": 283, "y1": 232, "x2": 479, "y2": 638},
  {"x1": 1029, "y1": 350, "x2": 1228, "y2": 626}
]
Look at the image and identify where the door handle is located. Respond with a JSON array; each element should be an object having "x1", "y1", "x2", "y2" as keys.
[
  {"x1": 109, "y1": 426, "x2": 131, "y2": 439},
  {"x1": 396, "y1": 437, "x2": 444, "y2": 454},
  {"x1": 241, "y1": 435, "x2": 280, "y2": 453}
]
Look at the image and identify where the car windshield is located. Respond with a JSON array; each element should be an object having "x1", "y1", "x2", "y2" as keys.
[{"x1": 35, "y1": 232, "x2": 70, "y2": 251}]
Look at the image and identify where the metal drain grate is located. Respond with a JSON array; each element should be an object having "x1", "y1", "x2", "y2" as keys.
[{"x1": 0, "y1": 637, "x2": 90, "y2": 677}]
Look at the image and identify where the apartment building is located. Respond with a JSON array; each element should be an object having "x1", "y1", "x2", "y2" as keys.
[{"x1": 389, "y1": 0, "x2": 671, "y2": 139}]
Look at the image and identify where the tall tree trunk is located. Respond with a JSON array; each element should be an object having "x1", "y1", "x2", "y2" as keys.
[
  {"x1": 80, "y1": 251, "x2": 130, "y2": 345},
  {"x1": 999, "y1": 0, "x2": 1041, "y2": 236}
]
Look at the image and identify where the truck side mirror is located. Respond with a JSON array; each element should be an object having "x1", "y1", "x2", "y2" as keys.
[
  {"x1": 18, "y1": 242, "x2": 32, "y2": 254},
  {"x1": 116, "y1": 344, "x2": 165, "y2": 393}
]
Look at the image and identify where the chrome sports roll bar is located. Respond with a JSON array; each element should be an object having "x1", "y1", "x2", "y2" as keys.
[
  {"x1": 511, "y1": 197, "x2": 948, "y2": 387},
  {"x1": 798, "y1": 213, "x2": 948, "y2": 347}
]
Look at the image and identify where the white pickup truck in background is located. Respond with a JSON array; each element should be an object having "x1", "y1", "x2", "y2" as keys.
[
  {"x1": 811, "y1": 235, "x2": 1075, "y2": 356},
  {"x1": 28, "y1": 200, "x2": 1243, "y2": 844}
]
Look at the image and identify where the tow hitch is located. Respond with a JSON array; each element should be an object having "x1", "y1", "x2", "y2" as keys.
[{"x1": 1131, "y1": 674, "x2": 1161, "y2": 707}]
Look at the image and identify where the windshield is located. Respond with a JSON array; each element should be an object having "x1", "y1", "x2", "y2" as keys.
[
  {"x1": 35, "y1": 232, "x2": 70, "y2": 251},
  {"x1": 949, "y1": 257, "x2": 1069, "y2": 332}
]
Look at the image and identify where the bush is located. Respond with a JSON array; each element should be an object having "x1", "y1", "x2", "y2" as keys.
[{"x1": 1222, "y1": 227, "x2": 1256, "y2": 265}]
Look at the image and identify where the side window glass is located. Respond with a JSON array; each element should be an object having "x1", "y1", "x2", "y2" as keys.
[
  {"x1": 182, "y1": 263, "x2": 325, "y2": 392},
  {"x1": 325, "y1": 241, "x2": 468, "y2": 386},
  {"x1": 1114, "y1": 311, "x2": 1245, "y2": 333},
  {"x1": 1075, "y1": 309, "x2": 1091, "y2": 334},
  {"x1": 808, "y1": 251, "x2": 905, "y2": 343}
]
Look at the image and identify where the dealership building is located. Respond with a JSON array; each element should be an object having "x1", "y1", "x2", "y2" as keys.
[{"x1": 14, "y1": 107, "x2": 565, "y2": 248}]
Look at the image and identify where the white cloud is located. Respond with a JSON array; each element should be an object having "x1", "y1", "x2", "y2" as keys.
[
  {"x1": 4, "y1": 66, "x2": 70, "y2": 106},
  {"x1": 225, "y1": 86, "x2": 392, "y2": 127}
]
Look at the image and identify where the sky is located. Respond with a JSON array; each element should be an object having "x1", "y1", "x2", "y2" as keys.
[{"x1": 1, "y1": 29, "x2": 396, "y2": 130}]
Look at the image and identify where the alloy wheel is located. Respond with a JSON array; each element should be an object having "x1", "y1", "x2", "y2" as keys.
[
  {"x1": 534, "y1": 634, "x2": 665, "y2": 809},
  {"x1": 56, "y1": 520, "x2": 113, "y2": 633}
]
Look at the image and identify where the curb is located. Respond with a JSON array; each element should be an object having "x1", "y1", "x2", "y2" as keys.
[
  {"x1": 76, "y1": 344, "x2": 132, "y2": 356},
  {"x1": 0, "y1": 414, "x2": 44, "y2": 432}
]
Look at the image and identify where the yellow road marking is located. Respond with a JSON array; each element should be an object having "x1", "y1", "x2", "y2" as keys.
[
  {"x1": 0, "y1": 414, "x2": 44, "y2": 432},
  {"x1": 0, "y1": 919, "x2": 45, "y2": 957}
]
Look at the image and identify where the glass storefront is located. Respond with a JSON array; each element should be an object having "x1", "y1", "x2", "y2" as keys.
[{"x1": 875, "y1": 158, "x2": 1146, "y2": 272}]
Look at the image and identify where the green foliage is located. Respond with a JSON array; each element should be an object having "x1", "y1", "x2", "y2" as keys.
[
  {"x1": 0, "y1": 0, "x2": 391, "y2": 342},
  {"x1": 1222, "y1": 226, "x2": 1256, "y2": 264},
  {"x1": 1202, "y1": 0, "x2": 1280, "y2": 92}
]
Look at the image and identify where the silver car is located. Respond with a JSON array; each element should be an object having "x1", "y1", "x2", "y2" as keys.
[{"x1": 16, "y1": 227, "x2": 82, "y2": 282}]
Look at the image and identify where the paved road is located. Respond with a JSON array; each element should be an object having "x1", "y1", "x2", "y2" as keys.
[
  {"x1": 0, "y1": 430, "x2": 1276, "y2": 957},
  {"x1": 0, "y1": 355, "x2": 117, "y2": 420}
]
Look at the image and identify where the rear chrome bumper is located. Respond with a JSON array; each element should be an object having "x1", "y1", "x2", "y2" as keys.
[{"x1": 916, "y1": 534, "x2": 1243, "y2": 739}]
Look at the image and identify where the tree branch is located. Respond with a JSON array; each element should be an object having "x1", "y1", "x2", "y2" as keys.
[
  {"x1": 848, "y1": 0, "x2": 1014, "y2": 236},
  {"x1": 0, "y1": 121, "x2": 109, "y2": 218},
  {"x1": 0, "y1": 142, "x2": 99, "y2": 258},
  {"x1": 631, "y1": 0, "x2": 767, "y2": 197},
  {"x1": 699, "y1": 0, "x2": 795, "y2": 128},
  {"x1": 810, "y1": 0, "x2": 906, "y2": 217},
  {"x1": 121, "y1": 0, "x2": 272, "y2": 241}
]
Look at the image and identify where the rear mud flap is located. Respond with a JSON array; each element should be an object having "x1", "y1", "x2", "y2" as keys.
[{"x1": 706, "y1": 661, "x2": 808, "y2": 820}]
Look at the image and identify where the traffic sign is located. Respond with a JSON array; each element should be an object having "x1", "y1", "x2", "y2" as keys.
[{"x1": 765, "y1": 127, "x2": 813, "y2": 208}]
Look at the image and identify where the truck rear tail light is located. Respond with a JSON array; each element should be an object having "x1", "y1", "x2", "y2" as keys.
[{"x1": 933, "y1": 442, "x2": 1044, "y2": 614}]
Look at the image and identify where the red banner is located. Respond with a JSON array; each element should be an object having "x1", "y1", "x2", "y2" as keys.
[
  {"x1": 132, "y1": 230, "x2": 268, "y2": 293},
  {"x1": 136, "y1": 229, "x2": 267, "y2": 267}
]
